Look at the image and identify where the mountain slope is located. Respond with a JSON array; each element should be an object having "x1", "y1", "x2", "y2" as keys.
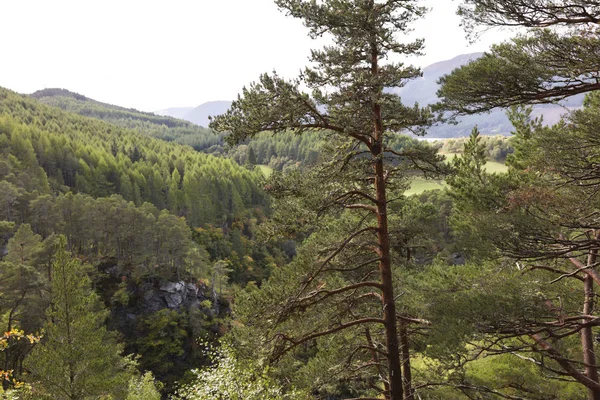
[
  {"x1": 160, "y1": 53, "x2": 585, "y2": 137},
  {"x1": 181, "y1": 101, "x2": 233, "y2": 128},
  {"x1": 394, "y1": 53, "x2": 585, "y2": 137},
  {"x1": 31, "y1": 88, "x2": 226, "y2": 152},
  {"x1": 155, "y1": 106, "x2": 194, "y2": 120},
  {"x1": 157, "y1": 101, "x2": 233, "y2": 128},
  {"x1": 2, "y1": 87, "x2": 267, "y2": 227}
]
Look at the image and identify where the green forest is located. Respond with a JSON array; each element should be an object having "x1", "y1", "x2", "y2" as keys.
[{"x1": 2, "y1": 1, "x2": 600, "y2": 399}]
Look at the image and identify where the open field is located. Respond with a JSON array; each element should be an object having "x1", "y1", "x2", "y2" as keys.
[
  {"x1": 407, "y1": 153, "x2": 508, "y2": 195},
  {"x1": 257, "y1": 164, "x2": 274, "y2": 177}
]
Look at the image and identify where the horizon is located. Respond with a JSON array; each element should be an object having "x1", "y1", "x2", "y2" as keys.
[
  {"x1": 27, "y1": 50, "x2": 487, "y2": 113},
  {"x1": 1, "y1": 0, "x2": 514, "y2": 112}
]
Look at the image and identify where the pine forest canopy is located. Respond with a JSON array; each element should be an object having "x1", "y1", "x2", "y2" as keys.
[
  {"x1": 0, "y1": 84, "x2": 288, "y2": 394},
  {"x1": 434, "y1": 1, "x2": 600, "y2": 400},
  {"x1": 30, "y1": 88, "x2": 331, "y2": 171},
  {"x1": 30, "y1": 88, "x2": 227, "y2": 153},
  {"x1": 4, "y1": 0, "x2": 600, "y2": 399},
  {"x1": 0, "y1": 87, "x2": 268, "y2": 228}
]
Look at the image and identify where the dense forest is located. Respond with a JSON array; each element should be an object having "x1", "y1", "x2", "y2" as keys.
[
  {"x1": 0, "y1": 86, "x2": 296, "y2": 396},
  {"x1": 31, "y1": 88, "x2": 226, "y2": 153},
  {"x1": 2, "y1": 1, "x2": 600, "y2": 400}
]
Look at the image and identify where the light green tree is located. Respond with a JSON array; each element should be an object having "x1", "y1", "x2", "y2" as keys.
[
  {"x1": 125, "y1": 371, "x2": 162, "y2": 400},
  {"x1": 25, "y1": 237, "x2": 134, "y2": 399},
  {"x1": 174, "y1": 343, "x2": 309, "y2": 400}
]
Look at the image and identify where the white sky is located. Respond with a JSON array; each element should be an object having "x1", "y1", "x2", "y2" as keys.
[{"x1": 0, "y1": 0, "x2": 514, "y2": 112}]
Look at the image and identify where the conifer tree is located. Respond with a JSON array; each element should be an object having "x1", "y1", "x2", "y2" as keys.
[
  {"x1": 444, "y1": 95, "x2": 600, "y2": 400},
  {"x1": 25, "y1": 237, "x2": 133, "y2": 400},
  {"x1": 437, "y1": 1, "x2": 600, "y2": 113},
  {"x1": 211, "y1": 1, "x2": 445, "y2": 398}
]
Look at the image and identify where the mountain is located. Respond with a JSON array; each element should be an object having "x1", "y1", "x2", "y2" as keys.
[
  {"x1": 163, "y1": 52, "x2": 586, "y2": 138},
  {"x1": 30, "y1": 88, "x2": 226, "y2": 152},
  {"x1": 154, "y1": 106, "x2": 194, "y2": 120},
  {"x1": 398, "y1": 53, "x2": 484, "y2": 107},
  {"x1": 180, "y1": 101, "x2": 233, "y2": 128},
  {"x1": 158, "y1": 101, "x2": 233, "y2": 128},
  {"x1": 393, "y1": 53, "x2": 585, "y2": 137}
]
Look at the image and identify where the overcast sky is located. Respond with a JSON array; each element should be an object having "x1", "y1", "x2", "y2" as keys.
[{"x1": 0, "y1": 0, "x2": 514, "y2": 111}]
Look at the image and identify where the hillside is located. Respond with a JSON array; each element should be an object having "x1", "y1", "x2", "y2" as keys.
[
  {"x1": 3, "y1": 87, "x2": 267, "y2": 227},
  {"x1": 0, "y1": 86, "x2": 292, "y2": 391},
  {"x1": 154, "y1": 106, "x2": 194, "y2": 119},
  {"x1": 177, "y1": 101, "x2": 233, "y2": 128},
  {"x1": 156, "y1": 101, "x2": 233, "y2": 129},
  {"x1": 30, "y1": 88, "x2": 226, "y2": 152},
  {"x1": 393, "y1": 53, "x2": 585, "y2": 137}
]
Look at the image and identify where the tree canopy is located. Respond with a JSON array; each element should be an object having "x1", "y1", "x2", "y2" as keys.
[{"x1": 437, "y1": 1, "x2": 600, "y2": 114}]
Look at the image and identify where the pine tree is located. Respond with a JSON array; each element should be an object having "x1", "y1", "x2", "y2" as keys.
[
  {"x1": 210, "y1": 1, "x2": 445, "y2": 398},
  {"x1": 437, "y1": 1, "x2": 600, "y2": 113},
  {"x1": 445, "y1": 94, "x2": 600, "y2": 399},
  {"x1": 25, "y1": 237, "x2": 133, "y2": 400}
]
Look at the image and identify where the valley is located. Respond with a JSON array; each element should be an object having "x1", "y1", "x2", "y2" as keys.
[{"x1": 1, "y1": 1, "x2": 599, "y2": 399}]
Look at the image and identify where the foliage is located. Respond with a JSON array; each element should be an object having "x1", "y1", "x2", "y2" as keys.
[
  {"x1": 0, "y1": 328, "x2": 41, "y2": 396},
  {"x1": 126, "y1": 371, "x2": 162, "y2": 400},
  {"x1": 0, "y1": 87, "x2": 268, "y2": 228},
  {"x1": 438, "y1": 1, "x2": 600, "y2": 113},
  {"x1": 173, "y1": 342, "x2": 309, "y2": 400},
  {"x1": 25, "y1": 237, "x2": 136, "y2": 399},
  {"x1": 440, "y1": 94, "x2": 600, "y2": 398},
  {"x1": 133, "y1": 309, "x2": 190, "y2": 387},
  {"x1": 437, "y1": 134, "x2": 513, "y2": 161},
  {"x1": 209, "y1": 1, "x2": 450, "y2": 398},
  {"x1": 31, "y1": 88, "x2": 226, "y2": 153}
]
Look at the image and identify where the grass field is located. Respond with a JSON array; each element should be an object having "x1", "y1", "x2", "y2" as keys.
[
  {"x1": 405, "y1": 178, "x2": 447, "y2": 196},
  {"x1": 407, "y1": 153, "x2": 508, "y2": 195},
  {"x1": 256, "y1": 154, "x2": 507, "y2": 195},
  {"x1": 257, "y1": 164, "x2": 274, "y2": 177}
]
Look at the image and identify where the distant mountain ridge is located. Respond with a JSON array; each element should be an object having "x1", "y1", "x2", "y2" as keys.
[
  {"x1": 31, "y1": 88, "x2": 226, "y2": 152},
  {"x1": 392, "y1": 53, "x2": 585, "y2": 137},
  {"x1": 159, "y1": 52, "x2": 585, "y2": 138},
  {"x1": 156, "y1": 101, "x2": 233, "y2": 129},
  {"x1": 154, "y1": 107, "x2": 194, "y2": 120}
]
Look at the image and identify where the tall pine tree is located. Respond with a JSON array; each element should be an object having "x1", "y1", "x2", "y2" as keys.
[
  {"x1": 25, "y1": 237, "x2": 134, "y2": 400},
  {"x1": 211, "y1": 1, "x2": 444, "y2": 398}
]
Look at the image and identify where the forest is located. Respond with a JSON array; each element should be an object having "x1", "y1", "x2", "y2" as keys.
[{"x1": 1, "y1": 0, "x2": 600, "y2": 399}]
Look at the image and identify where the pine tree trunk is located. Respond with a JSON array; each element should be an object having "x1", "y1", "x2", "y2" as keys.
[
  {"x1": 369, "y1": 6, "x2": 404, "y2": 394},
  {"x1": 400, "y1": 323, "x2": 414, "y2": 400},
  {"x1": 375, "y1": 155, "x2": 403, "y2": 400},
  {"x1": 583, "y1": 235, "x2": 600, "y2": 400}
]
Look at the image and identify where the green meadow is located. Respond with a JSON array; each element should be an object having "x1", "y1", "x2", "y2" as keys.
[{"x1": 407, "y1": 152, "x2": 508, "y2": 195}]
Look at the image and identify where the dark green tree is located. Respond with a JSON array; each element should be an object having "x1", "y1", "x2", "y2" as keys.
[
  {"x1": 245, "y1": 146, "x2": 257, "y2": 169},
  {"x1": 437, "y1": 1, "x2": 600, "y2": 114},
  {"x1": 25, "y1": 237, "x2": 134, "y2": 399},
  {"x1": 211, "y1": 1, "x2": 445, "y2": 398},
  {"x1": 444, "y1": 95, "x2": 600, "y2": 400}
]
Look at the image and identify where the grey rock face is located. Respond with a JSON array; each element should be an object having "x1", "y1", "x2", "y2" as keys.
[{"x1": 139, "y1": 280, "x2": 208, "y2": 315}]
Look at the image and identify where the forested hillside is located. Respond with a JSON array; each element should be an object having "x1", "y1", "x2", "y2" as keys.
[
  {"x1": 31, "y1": 88, "x2": 227, "y2": 152},
  {"x1": 0, "y1": 86, "x2": 294, "y2": 396},
  {"x1": 31, "y1": 88, "x2": 328, "y2": 171},
  {"x1": 3, "y1": 87, "x2": 267, "y2": 226},
  {"x1": 3, "y1": 1, "x2": 600, "y2": 400},
  {"x1": 173, "y1": 1, "x2": 600, "y2": 400}
]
